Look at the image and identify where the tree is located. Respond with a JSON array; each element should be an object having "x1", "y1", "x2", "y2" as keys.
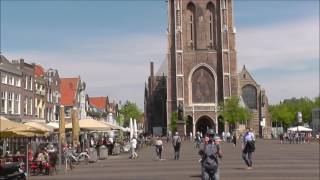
[
  {"x1": 269, "y1": 96, "x2": 319, "y2": 128},
  {"x1": 119, "y1": 101, "x2": 143, "y2": 127},
  {"x1": 219, "y1": 96, "x2": 251, "y2": 125},
  {"x1": 170, "y1": 112, "x2": 178, "y2": 132},
  {"x1": 116, "y1": 114, "x2": 125, "y2": 127},
  {"x1": 269, "y1": 103, "x2": 295, "y2": 128},
  {"x1": 314, "y1": 96, "x2": 320, "y2": 107}
]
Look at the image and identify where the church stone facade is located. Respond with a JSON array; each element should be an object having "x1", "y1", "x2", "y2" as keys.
[{"x1": 145, "y1": 0, "x2": 271, "y2": 138}]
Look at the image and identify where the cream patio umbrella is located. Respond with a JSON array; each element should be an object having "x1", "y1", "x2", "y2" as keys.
[
  {"x1": 288, "y1": 126, "x2": 312, "y2": 132},
  {"x1": 65, "y1": 118, "x2": 112, "y2": 131},
  {"x1": 1, "y1": 116, "x2": 45, "y2": 137},
  {"x1": 129, "y1": 118, "x2": 133, "y2": 139},
  {"x1": 46, "y1": 121, "x2": 59, "y2": 129},
  {"x1": 0, "y1": 116, "x2": 23, "y2": 131},
  {"x1": 1, "y1": 123, "x2": 48, "y2": 137},
  {"x1": 24, "y1": 122, "x2": 54, "y2": 132},
  {"x1": 104, "y1": 122, "x2": 121, "y2": 130},
  {"x1": 133, "y1": 119, "x2": 138, "y2": 138}
]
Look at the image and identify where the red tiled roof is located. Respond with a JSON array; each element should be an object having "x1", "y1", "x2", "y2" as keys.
[
  {"x1": 89, "y1": 97, "x2": 107, "y2": 110},
  {"x1": 60, "y1": 77, "x2": 79, "y2": 106},
  {"x1": 35, "y1": 65, "x2": 44, "y2": 77}
]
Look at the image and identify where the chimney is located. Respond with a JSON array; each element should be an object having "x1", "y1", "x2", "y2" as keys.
[{"x1": 150, "y1": 61, "x2": 154, "y2": 77}]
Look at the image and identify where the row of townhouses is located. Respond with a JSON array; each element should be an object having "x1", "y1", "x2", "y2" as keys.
[{"x1": 0, "y1": 55, "x2": 119, "y2": 124}]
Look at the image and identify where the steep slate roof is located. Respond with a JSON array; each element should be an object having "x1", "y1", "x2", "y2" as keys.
[
  {"x1": 0, "y1": 55, "x2": 10, "y2": 63},
  {"x1": 239, "y1": 65, "x2": 258, "y2": 86},
  {"x1": 60, "y1": 77, "x2": 79, "y2": 106},
  {"x1": 89, "y1": 97, "x2": 107, "y2": 111},
  {"x1": 35, "y1": 64, "x2": 45, "y2": 77}
]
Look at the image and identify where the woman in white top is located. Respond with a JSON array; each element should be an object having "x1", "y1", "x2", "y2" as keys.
[
  {"x1": 155, "y1": 137, "x2": 163, "y2": 160},
  {"x1": 130, "y1": 137, "x2": 138, "y2": 159}
]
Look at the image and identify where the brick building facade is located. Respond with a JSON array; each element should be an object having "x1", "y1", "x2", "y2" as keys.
[
  {"x1": 60, "y1": 77, "x2": 86, "y2": 123},
  {"x1": 0, "y1": 55, "x2": 35, "y2": 122},
  {"x1": 145, "y1": 0, "x2": 271, "y2": 138}
]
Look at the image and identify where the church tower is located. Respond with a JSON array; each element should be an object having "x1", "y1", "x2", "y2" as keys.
[{"x1": 167, "y1": 0, "x2": 238, "y2": 136}]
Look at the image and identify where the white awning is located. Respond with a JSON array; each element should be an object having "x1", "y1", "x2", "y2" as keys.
[{"x1": 288, "y1": 126, "x2": 312, "y2": 132}]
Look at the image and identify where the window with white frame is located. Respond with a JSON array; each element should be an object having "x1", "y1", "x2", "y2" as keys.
[
  {"x1": 8, "y1": 76, "x2": 14, "y2": 86},
  {"x1": 47, "y1": 89, "x2": 50, "y2": 102},
  {"x1": 14, "y1": 94, "x2": 20, "y2": 114},
  {"x1": 29, "y1": 76, "x2": 33, "y2": 90},
  {"x1": 50, "y1": 89, "x2": 52, "y2": 102},
  {"x1": 15, "y1": 78, "x2": 21, "y2": 87},
  {"x1": 28, "y1": 97, "x2": 32, "y2": 115},
  {"x1": 1, "y1": 92, "x2": 6, "y2": 113},
  {"x1": 1, "y1": 74, "x2": 7, "y2": 84},
  {"x1": 25, "y1": 75, "x2": 28, "y2": 90},
  {"x1": 24, "y1": 97, "x2": 27, "y2": 115},
  {"x1": 7, "y1": 93, "x2": 13, "y2": 114}
]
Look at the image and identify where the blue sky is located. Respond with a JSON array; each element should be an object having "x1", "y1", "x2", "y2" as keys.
[{"x1": 1, "y1": 0, "x2": 319, "y2": 109}]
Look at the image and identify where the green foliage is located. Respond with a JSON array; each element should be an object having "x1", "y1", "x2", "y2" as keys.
[
  {"x1": 185, "y1": 116, "x2": 192, "y2": 126},
  {"x1": 219, "y1": 96, "x2": 251, "y2": 124},
  {"x1": 170, "y1": 112, "x2": 178, "y2": 132},
  {"x1": 269, "y1": 96, "x2": 319, "y2": 128},
  {"x1": 315, "y1": 96, "x2": 320, "y2": 108},
  {"x1": 119, "y1": 101, "x2": 143, "y2": 127},
  {"x1": 269, "y1": 104, "x2": 295, "y2": 128},
  {"x1": 116, "y1": 114, "x2": 125, "y2": 126}
]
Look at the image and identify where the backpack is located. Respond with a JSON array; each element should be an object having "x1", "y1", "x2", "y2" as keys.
[
  {"x1": 173, "y1": 136, "x2": 181, "y2": 147},
  {"x1": 202, "y1": 143, "x2": 218, "y2": 173},
  {"x1": 177, "y1": 136, "x2": 181, "y2": 144}
]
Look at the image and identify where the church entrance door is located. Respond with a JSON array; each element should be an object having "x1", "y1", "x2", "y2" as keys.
[{"x1": 196, "y1": 116, "x2": 215, "y2": 136}]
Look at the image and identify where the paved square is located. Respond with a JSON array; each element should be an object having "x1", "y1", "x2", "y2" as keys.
[{"x1": 30, "y1": 140, "x2": 319, "y2": 180}]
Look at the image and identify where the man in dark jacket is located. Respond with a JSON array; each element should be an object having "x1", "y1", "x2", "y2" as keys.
[{"x1": 199, "y1": 129, "x2": 222, "y2": 180}]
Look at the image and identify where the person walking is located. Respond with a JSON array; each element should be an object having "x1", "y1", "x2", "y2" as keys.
[
  {"x1": 130, "y1": 136, "x2": 138, "y2": 159},
  {"x1": 172, "y1": 132, "x2": 182, "y2": 160},
  {"x1": 155, "y1": 136, "x2": 163, "y2": 160},
  {"x1": 232, "y1": 133, "x2": 237, "y2": 148},
  {"x1": 242, "y1": 128, "x2": 255, "y2": 169},
  {"x1": 195, "y1": 132, "x2": 201, "y2": 148},
  {"x1": 199, "y1": 129, "x2": 222, "y2": 180},
  {"x1": 226, "y1": 132, "x2": 231, "y2": 143},
  {"x1": 221, "y1": 131, "x2": 225, "y2": 142},
  {"x1": 190, "y1": 132, "x2": 193, "y2": 141}
]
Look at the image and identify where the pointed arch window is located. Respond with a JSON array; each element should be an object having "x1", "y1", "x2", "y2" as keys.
[
  {"x1": 207, "y1": 2, "x2": 216, "y2": 49},
  {"x1": 242, "y1": 85, "x2": 257, "y2": 109},
  {"x1": 187, "y1": 3, "x2": 196, "y2": 50}
]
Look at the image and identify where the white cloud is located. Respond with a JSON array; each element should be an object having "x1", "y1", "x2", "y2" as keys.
[
  {"x1": 237, "y1": 17, "x2": 319, "y2": 104},
  {"x1": 237, "y1": 17, "x2": 319, "y2": 71},
  {"x1": 3, "y1": 34, "x2": 167, "y2": 108},
  {"x1": 3, "y1": 16, "x2": 319, "y2": 109},
  {"x1": 262, "y1": 72, "x2": 319, "y2": 104}
]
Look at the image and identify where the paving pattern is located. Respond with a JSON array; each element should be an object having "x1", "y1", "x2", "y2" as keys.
[{"x1": 30, "y1": 140, "x2": 319, "y2": 180}]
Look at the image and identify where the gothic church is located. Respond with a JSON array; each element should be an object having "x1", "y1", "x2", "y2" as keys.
[{"x1": 145, "y1": 0, "x2": 271, "y2": 138}]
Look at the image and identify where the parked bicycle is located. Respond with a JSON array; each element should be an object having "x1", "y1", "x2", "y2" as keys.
[{"x1": 64, "y1": 149, "x2": 90, "y2": 169}]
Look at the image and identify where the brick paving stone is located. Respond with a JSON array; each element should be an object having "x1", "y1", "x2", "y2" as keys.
[{"x1": 29, "y1": 140, "x2": 319, "y2": 180}]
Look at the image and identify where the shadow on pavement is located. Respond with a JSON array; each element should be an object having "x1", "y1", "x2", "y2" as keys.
[{"x1": 189, "y1": 174, "x2": 202, "y2": 178}]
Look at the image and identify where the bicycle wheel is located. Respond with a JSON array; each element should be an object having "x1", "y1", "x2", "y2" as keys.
[{"x1": 78, "y1": 154, "x2": 88, "y2": 164}]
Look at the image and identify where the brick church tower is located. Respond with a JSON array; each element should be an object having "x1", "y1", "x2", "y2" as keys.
[{"x1": 166, "y1": 0, "x2": 238, "y2": 135}]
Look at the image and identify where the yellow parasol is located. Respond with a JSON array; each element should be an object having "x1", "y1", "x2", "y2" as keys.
[
  {"x1": 65, "y1": 118, "x2": 112, "y2": 131},
  {"x1": 0, "y1": 116, "x2": 49, "y2": 137},
  {"x1": 24, "y1": 122, "x2": 54, "y2": 132},
  {"x1": 0, "y1": 116, "x2": 23, "y2": 131}
]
